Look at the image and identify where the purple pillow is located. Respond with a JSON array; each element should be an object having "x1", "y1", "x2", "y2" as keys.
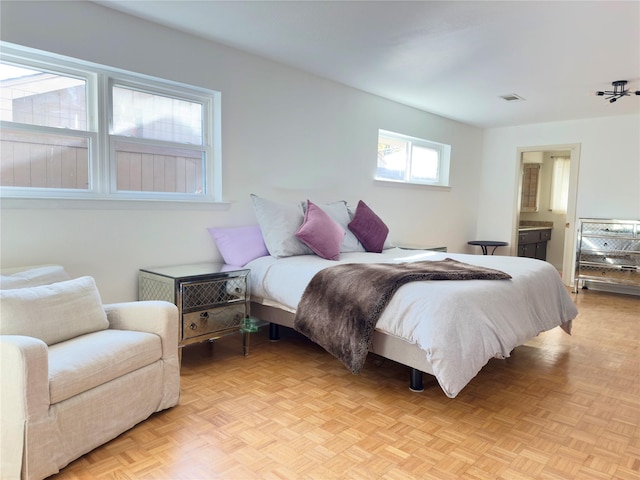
[
  {"x1": 295, "y1": 200, "x2": 345, "y2": 260},
  {"x1": 347, "y1": 200, "x2": 389, "y2": 253},
  {"x1": 207, "y1": 225, "x2": 269, "y2": 266}
]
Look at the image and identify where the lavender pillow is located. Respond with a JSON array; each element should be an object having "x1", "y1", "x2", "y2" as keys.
[
  {"x1": 347, "y1": 200, "x2": 389, "y2": 253},
  {"x1": 207, "y1": 225, "x2": 269, "y2": 266},
  {"x1": 295, "y1": 200, "x2": 345, "y2": 261}
]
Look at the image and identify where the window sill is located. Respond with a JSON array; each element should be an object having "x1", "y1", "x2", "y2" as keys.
[
  {"x1": 374, "y1": 179, "x2": 451, "y2": 191},
  {"x1": 0, "y1": 196, "x2": 232, "y2": 210}
]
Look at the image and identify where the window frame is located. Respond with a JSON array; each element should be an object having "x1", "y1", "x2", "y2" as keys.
[
  {"x1": 0, "y1": 42, "x2": 221, "y2": 203},
  {"x1": 376, "y1": 129, "x2": 451, "y2": 188}
]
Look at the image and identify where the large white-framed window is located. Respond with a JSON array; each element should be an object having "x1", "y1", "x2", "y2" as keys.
[
  {"x1": 0, "y1": 43, "x2": 221, "y2": 202},
  {"x1": 376, "y1": 130, "x2": 451, "y2": 187}
]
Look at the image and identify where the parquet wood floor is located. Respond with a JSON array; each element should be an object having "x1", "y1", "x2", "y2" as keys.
[{"x1": 51, "y1": 290, "x2": 638, "y2": 480}]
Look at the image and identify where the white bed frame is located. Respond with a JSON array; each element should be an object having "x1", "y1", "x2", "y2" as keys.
[{"x1": 251, "y1": 302, "x2": 435, "y2": 391}]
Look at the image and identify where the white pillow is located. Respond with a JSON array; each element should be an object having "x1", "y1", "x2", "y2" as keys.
[
  {"x1": 251, "y1": 194, "x2": 313, "y2": 258},
  {"x1": 0, "y1": 265, "x2": 70, "y2": 290},
  {"x1": 0, "y1": 276, "x2": 109, "y2": 345}
]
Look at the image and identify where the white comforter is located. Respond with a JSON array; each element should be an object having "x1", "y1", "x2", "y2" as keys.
[{"x1": 246, "y1": 248, "x2": 578, "y2": 398}]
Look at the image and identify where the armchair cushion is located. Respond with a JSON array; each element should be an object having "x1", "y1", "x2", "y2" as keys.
[
  {"x1": 0, "y1": 276, "x2": 109, "y2": 346},
  {"x1": 48, "y1": 329, "x2": 162, "y2": 404}
]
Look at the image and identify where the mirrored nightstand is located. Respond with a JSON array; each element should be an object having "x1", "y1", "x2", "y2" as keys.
[{"x1": 139, "y1": 263, "x2": 253, "y2": 356}]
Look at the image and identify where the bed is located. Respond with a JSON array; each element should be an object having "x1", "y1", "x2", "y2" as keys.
[{"x1": 246, "y1": 248, "x2": 578, "y2": 398}]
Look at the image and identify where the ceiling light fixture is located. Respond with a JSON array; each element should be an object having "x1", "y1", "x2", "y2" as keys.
[{"x1": 596, "y1": 80, "x2": 640, "y2": 103}]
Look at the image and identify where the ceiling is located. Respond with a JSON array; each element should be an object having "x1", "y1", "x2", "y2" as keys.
[{"x1": 95, "y1": 0, "x2": 640, "y2": 128}]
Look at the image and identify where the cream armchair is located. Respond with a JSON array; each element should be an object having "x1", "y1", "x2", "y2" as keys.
[{"x1": 0, "y1": 267, "x2": 180, "y2": 480}]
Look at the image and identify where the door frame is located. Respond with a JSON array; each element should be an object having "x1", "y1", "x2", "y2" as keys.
[{"x1": 513, "y1": 143, "x2": 581, "y2": 286}]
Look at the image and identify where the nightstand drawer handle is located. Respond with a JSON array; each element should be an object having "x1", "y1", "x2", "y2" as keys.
[
  {"x1": 189, "y1": 322, "x2": 198, "y2": 330},
  {"x1": 200, "y1": 312, "x2": 209, "y2": 318}
]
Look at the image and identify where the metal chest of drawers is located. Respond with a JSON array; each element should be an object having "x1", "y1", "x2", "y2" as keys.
[
  {"x1": 139, "y1": 263, "x2": 251, "y2": 353},
  {"x1": 574, "y1": 218, "x2": 640, "y2": 294}
]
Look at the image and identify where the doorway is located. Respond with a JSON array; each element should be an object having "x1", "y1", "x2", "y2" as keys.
[{"x1": 513, "y1": 144, "x2": 581, "y2": 286}]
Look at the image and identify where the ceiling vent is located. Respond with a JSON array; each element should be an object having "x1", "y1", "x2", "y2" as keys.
[{"x1": 499, "y1": 93, "x2": 525, "y2": 102}]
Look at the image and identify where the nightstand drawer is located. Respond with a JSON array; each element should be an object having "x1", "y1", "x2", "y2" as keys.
[
  {"x1": 182, "y1": 304, "x2": 246, "y2": 342},
  {"x1": 577, "y1": 263, "x2": 638, "y2": 283},
  {"x1": 182, "y1": 276, "x2": 247, "y2": 310}
]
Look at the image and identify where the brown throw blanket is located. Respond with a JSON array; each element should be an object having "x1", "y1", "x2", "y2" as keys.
[{"x1": 294, "y1": 258, "x2": 511, "y2": 374}]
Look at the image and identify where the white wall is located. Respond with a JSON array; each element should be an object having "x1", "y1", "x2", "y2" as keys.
[
  {"x1": 0, "y1": 1, "x2": 483, "y2": 302},
  {"x1": 478, "y1": 114, "x2": 640, "y2": 264}
]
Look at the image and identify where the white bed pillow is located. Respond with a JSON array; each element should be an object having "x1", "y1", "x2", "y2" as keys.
[
  {"x1": 0, "y1": 265, "x2": 70, "y2": 290},
  {"x1": 0, "y1": 276, "x2": 109, "y2": 345},
  {"x1": 251, "y1": 194, "x2": 314, "y2": 258}
]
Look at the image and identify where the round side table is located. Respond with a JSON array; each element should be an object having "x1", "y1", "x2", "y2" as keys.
[{"x1": 468, "y1": 240, "x2": 509, "y2": 255}]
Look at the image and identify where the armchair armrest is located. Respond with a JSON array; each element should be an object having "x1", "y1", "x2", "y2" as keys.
[
  {"x1": 104, "y1": 301, "x2": 179, "y2": 359},
  {"x1": 104, "y1": 301, "x2": 181, "y2": 409},
  {"x1": 1, "y1": 335, "x2": 50, "y2": 479}
]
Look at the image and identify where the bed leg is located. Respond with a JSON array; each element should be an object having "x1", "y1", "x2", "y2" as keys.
[
  {"x1": 269, "y1": 323, "x2": 280, "y2": 341},
  {"x1": 409, "y1": 368, "x2": 424, "y2": 392}
]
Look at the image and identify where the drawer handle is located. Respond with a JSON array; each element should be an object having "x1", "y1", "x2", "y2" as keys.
[
  {"x1": 200, "y1": 312, "x2": 209, "y2": 319},
  {"x1": 189, "y1": 322, "x2": 197, "y2": 330}
]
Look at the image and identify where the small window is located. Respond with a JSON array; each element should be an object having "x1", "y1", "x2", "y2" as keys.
[
  {"x1": 520, "y1": 163, "x2": 540, "y2": 212},
  {"x1": 376, "y1": 130, "x2": 450, "y2": 187},
  {"x1": 0, "y1": 43, "x2": 220, "y2": 202}
]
